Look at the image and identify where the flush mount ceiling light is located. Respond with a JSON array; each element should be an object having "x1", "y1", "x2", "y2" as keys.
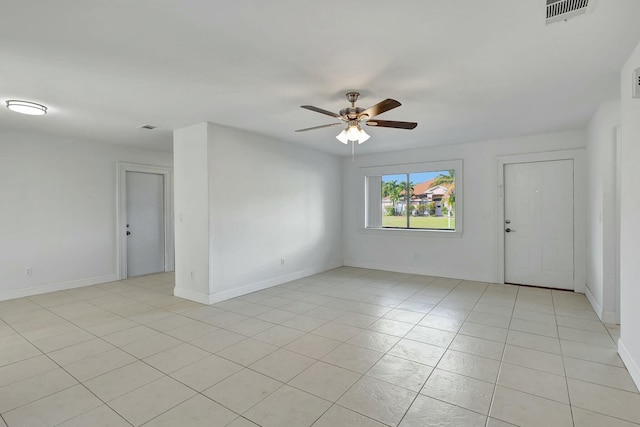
[
  {"x1": 336, "y1": 121, "x2": 370, "y2": 144},
  {"x1": 6, "y1": 100, "x2": 48, "y2": 116}
]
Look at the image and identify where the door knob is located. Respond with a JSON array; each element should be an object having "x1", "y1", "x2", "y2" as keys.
[
  {"x1": 505, "y1": 228, "x2": 515, "y2": 233},
  {"x1": 126, "y1": 231, "x2": 131, "y2": 236}
]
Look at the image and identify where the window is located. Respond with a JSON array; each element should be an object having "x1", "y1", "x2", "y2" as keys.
[{"x1": 363, "y1": 160, "x2": 463, "y2": 236}]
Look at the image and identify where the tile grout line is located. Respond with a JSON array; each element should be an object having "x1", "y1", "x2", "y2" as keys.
[
  {"x1": 485, "y1": 283, "x2": 520, "y2": 427},
  {"x1": 0, "y1": 311, "x2": 134, "y2": 426},
  {"x1": 395, "y1": 277, "x2": 482, "y2": 426},
  {"x1": 3, "y1": 279, "x2": 227, "y2": 426},
  {"x1": 2, "y1": 270, "x2": 633, "y2": 426},
  {"x1": 280, "y1": 274, "x2": 450, "y2": 426},
  {"x1": 552, "y1": 289, "x2": 576, "y2": 427},
  {"x1": 268, "y1": 274, "x2": 445, "y2": 427}
]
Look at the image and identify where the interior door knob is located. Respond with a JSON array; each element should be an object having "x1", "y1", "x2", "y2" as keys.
[
  {"x1": 505, "y1": 228, "x2": 515, "y2": 233},
  {"x1": 126, "y1": 231, "x2": 131, "y2": 236}
]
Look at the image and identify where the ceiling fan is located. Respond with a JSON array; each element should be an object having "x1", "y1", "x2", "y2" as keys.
[{"x1": 295, "y1": 92, "x2": 417, "y2": 145}]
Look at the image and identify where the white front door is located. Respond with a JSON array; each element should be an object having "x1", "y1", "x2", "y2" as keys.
[
  {"x1": 126, "y1": 171, "x2": 165, "y2": 277},
  {"x1": 504, "y1": 160, "x2": 574, "y2": 289}
]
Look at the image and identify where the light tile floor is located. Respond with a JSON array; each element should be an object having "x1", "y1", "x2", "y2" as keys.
[{"x1": 0, "y1": 268, "x2": 638, "y2": 426}]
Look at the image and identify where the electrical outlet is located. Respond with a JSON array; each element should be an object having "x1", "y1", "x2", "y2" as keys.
[
  {"x1": 280, "y1": 258, "x2": 285, "y2": 266},
  {"x1": 633, "y1": 67, "x2": 640, "y2": 99},
  {"x1": 189, "y1": 270, "x2": 194, "y2": 278},
  {"x1": 25, "y1": 268, "x2": 32, "y2": 276}
]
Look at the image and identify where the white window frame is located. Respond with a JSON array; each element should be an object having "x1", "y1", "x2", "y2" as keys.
[{"x1": 360, "y1": 159, "x2": 463, "y2": 238}]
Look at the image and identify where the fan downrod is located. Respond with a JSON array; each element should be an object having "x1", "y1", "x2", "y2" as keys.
[{"x1": 340, "y1": 92, "x2": 366, "y2": 119}]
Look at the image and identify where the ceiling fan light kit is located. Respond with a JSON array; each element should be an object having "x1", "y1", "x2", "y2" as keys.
[
  {"x1": 336, "y1": 122, "x2": 370, "y2": 144},
  {"x1": 296, "y1": 91, "x2": 417, "y2": 151},
  {"x1": 5, "y1": 100, "x2": 48, "y2": 116}
]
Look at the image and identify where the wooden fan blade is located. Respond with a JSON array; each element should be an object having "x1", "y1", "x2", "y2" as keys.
[
  {"x1": 295, "y1": 122, "x2": 343, "y2": 132},
  {"x1": 360, "y1": 99, "x2": 401, "y2": 119},
  {"x1": 301, "y1": 105, "x2": 342, "y2": 119},
  {"x1": 366, "y1": 120, "x2": 417, "y2": 129}
]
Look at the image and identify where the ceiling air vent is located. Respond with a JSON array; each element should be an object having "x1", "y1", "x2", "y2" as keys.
[
  {"x1": 546, "y1": 0, "x2": 590, "y2": 25},
  {"x1": 137, "y1": 124, "x2": 157, "y2": 130}
]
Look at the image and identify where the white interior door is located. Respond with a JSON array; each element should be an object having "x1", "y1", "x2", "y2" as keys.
[
  {"x1": 126, "y1": 171, "x2": 165, "y2": 277},
  {"x1": 504, "y1": 160, "x2": 574, "y2": 289}
]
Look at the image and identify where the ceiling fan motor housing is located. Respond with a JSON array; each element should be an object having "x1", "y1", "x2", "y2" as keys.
[{"x1": 340, "y1": 107, "x2": 367, "y2": 120}]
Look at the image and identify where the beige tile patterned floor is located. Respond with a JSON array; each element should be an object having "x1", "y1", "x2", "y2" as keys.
[{"x1": 0, "y1": 268, "x2": 638, "y2": 426}]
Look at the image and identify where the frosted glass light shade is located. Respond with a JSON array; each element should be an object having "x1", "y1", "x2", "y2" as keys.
[
  {"x1": 336, "y1": 129, "x2": 349, "y2": 144},
  {"x1": 336, "y1": 124, "x2": 370, "y2": 144},
  {"x1": 357, "y1": 129, "x2": 370, "y2": 144},
  {"x1": 345, "y1": 125, "x2": 361, "y2": 141}
]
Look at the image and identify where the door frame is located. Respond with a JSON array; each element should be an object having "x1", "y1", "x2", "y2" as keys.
[
  {"x1": 116, "y1": 162, "x2": 174, "y2": 280},
  {"x1": 614, "y1": 125, "x2": 621, "y2": 323},
  {"x1": 496, "y1": 149, "x2": 586, "y2": 292}
]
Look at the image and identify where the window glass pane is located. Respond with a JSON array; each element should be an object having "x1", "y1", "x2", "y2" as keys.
[
  {"x1": 364, "y1": 160, "x2": 461, "y2": 234},
  {"x1": 408, "y1": 170, "x2": 455, "y2": 230},
  {"x1": 381, "y1": 174, "x2": 408, "y2": 228}
]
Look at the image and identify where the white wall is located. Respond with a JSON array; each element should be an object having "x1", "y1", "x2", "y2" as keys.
[
  {"x1": 586, "y1": 100, "x2": 620, "y2": 323},
  {"x1": 618, "y1": 40, "x2": 640, "y2": 388},
  {"x1": 343, "y1": 130, "x2": 587, "y2": 284},
  {"x1": 173, "y1": 122, "x2": 343, "y2": 304},
  {"x1": 0, "y1": 128, "x2": 172, "y2": 300},
  {"x1": 173, "y1": 123, "x2": 210, "y2": 300}
]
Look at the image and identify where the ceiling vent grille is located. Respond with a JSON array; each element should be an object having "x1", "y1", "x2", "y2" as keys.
[
  {"x1": 137, "y1": 124, "x2": 157, "y2": 130},
  {"x1": 546, "y1": 0, "x2": 589, "y2": 24}
]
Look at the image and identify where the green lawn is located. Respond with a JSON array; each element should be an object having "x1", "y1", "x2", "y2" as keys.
[{"x1": 382, "y1": 215, "x2": 455, "y2": 229}]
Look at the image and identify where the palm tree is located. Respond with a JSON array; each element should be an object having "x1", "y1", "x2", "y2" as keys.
[
  {"x1": 443, "y1": 182, "x2": 455, "y2": 215},
  {"x1": 383, "y1": 180, "x2": 415, "y2": 216},
  {"x1": 433, "y1": 171, "x2": 455, "y2": 215},
  {"x1": 401, "y1": 181, "x2": 415, "y2": 198},
  {"x1": 382, "y1": 180, "x2": 403, "y2": 215},
  {"x1": 433, "y1": 170, "x2": 454, "y2": 186},
  {"x1": 400, "y1": 181, "x2": 415, "y2": 215}
]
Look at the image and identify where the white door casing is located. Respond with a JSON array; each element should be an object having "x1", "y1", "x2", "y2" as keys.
[
  {"x1": 614, "y1": 125, "x2": 621, "y2": 323},
  {"x1": 126, "y1": 171, "x2": 165, "y2": 277},
  {"x1": 503, "y1": 160, "x2": 574, "y2": 289},
  {"x1": 116, "y1": 162, "x2": 174, "y2": 280}
]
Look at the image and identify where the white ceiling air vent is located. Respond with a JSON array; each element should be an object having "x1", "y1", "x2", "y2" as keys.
[
  {"x1": 546, "y1": 0, "x2": 590, "y2": 25},
  {"x1": 137, "y1": 124, "x2": 157, "y2": 130}
]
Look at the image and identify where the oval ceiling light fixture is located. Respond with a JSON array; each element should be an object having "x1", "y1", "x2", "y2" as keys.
[{"x1": 6, "y1": 100, "x2": 48, "y2": 116}]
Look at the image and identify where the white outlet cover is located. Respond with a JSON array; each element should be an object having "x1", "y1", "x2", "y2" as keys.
[{"x1": 634, "y1": 67, "x2": 640, "y2": 99}]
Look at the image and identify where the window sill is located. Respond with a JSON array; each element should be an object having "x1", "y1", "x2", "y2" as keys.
[{"x1": 359, "y1": 227, "x2": 462, "y2": 238}]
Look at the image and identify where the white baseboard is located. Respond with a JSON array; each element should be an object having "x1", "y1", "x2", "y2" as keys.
[
  {"x1": 0, "y1": 274, "x2": 119, "y2": 301},
  {"x1": 343, "y1": 259, "x2": 492, "y2": 283},
  {"x1": 602, "y1": 311, "x2": 618, "y2": 324},
  {"x1": 618, "y1": 338, "x2": 640, "y2": 391},
  {"x1": 207, "y1": 262, "x2": 343, "y2": 304},
  {"x1": 584, "y1": 285, "x2": 618, "y2": 324},
  {"x1": 585, "y1": 285, "x2": 603, "y2": 319},
  {"x1": 173, "y1": 287, "x2": 210, "y2": 305}
]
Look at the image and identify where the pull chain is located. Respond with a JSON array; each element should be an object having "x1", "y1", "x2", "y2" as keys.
[{"x1": 351, "y1": 141, "x2": 355, "y2": 162}]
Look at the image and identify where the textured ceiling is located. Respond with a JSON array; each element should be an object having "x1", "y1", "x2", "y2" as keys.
[{"x1": 1, "y1": 0, "x2": 639, "y2": 155}]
